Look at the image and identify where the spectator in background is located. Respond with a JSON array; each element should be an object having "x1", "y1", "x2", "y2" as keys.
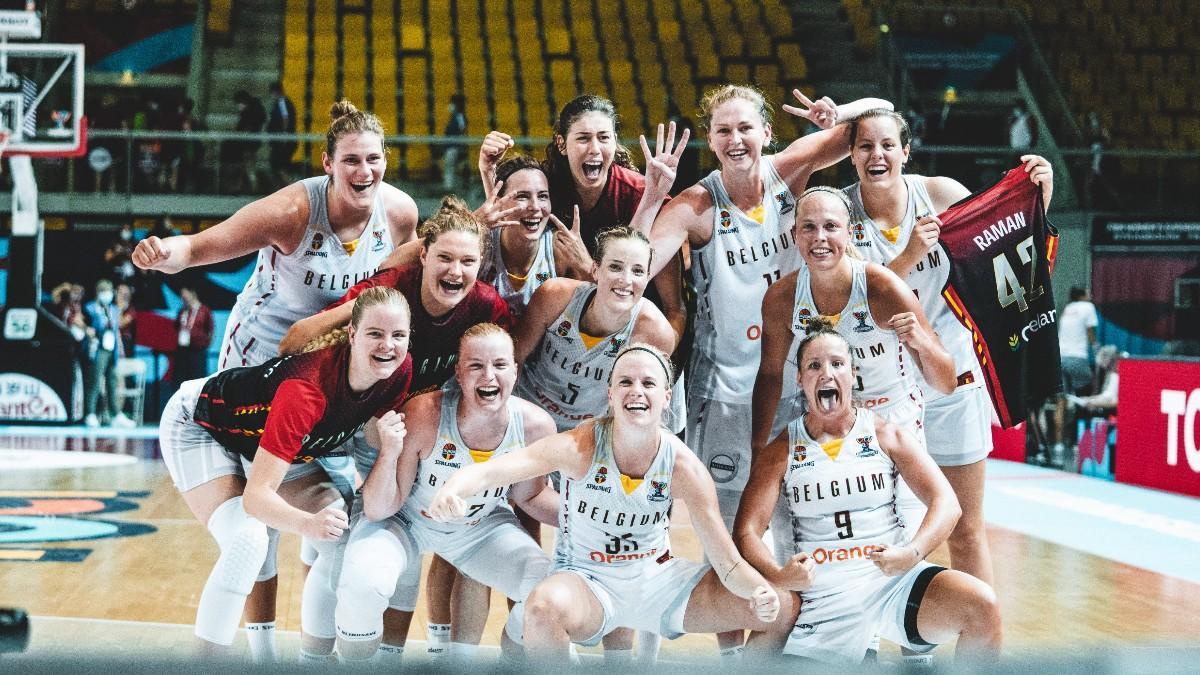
[
  {"x1": 173, "y1": 286, "x2": 214, "y2": 386},
  {"x1": 1008, "y1": 104, "x2": 1035, "y2": 152},
  {"x1": 176, "y1": 98, "x2": 206, "y2": 192},
  {"x1": 134, "y1": 96, "x2": 166, "y2": 192},
  {"x1": 1051, "y1": 285, "x2": 1099, "y2": 460},
  {"x1": 267, "y1": 82, "x2": 297, "y2": 189},
  {"x1": 441, "y1": 93, "x2": 467, "y2": 190},
  {"x1": 224, "y1": 90, "x2": 266, "y2": 194},
  {"x1": 89, "y1": 92, "x2": 124, "y2": 192},
  {"x1": 905, "y1": 104, "x2": 927, "y2": 150},
  {"x1": 116, "y1": 283, "x2": 137, "y2": 357},
  {"x1": 666, "y1": 99, "x2": 699, "y2": 196},
  {"x1": 1068, "y1": 345, "x2": 1122, "y2": 415},
  {"x1": 84, "y1": 279, "x2": 136, "y2": 428}
]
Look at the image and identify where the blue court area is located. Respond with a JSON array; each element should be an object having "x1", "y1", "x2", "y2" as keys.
[{"x1": 985, "y1": 459, "x2": 1200, "y2": 584}]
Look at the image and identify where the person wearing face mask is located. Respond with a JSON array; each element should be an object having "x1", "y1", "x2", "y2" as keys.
[
  {"x1": 83, "y1": 279, "x2": 136, "y2": 428},
  {"x1": 174, "y1": 287, "x2": 215, "y2": 387},
  {"x1": 133, "y1": 99, "x2": 417, "y2": 663}
]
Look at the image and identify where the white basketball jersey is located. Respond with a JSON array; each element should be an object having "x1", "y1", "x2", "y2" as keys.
[
  {"x1": 791, "y1": 258, "x2": 924, "y2": 430},
  {"x1": 844, "y1": 176, "x2": 980, "y2": 402},
  {"x1": 555, "y1": 420, "x2": 675, "y2": 582},
  {"x1": 219, "y1": 175, "x2": 394, "y2": 366},
  {"x1": 690, "y1": 158, "x2": 802, "y2": 401},
  {"x1": 783, "y1": 409, "x2": 905, "y2": 595},
  {"x1": 480, "y1": 226, "x2": 556, "y2": 319},
  {"x1": 401, "y1": 387, "x2": 525, "y2": 529},
  {"x1": 515, "y1": 283, "x2": 642, "y2": 432}
]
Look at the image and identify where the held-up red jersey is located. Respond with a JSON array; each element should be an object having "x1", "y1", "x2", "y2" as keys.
[
  {"x1": 333, "y1": 264, "x2": 513, "y2": 395},
  {"x1": 937, "y1": 168, "x2": 1061, "y2": 428},
  {"x1": 194, "y1": 341, "x2": 413, "y2": 463}
]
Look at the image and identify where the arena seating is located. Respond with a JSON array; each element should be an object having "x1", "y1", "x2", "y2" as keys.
[{"x1": 281, "y1": 0, "x2": 809, "y2": 177}]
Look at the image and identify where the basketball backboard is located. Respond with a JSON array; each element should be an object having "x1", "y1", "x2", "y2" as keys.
[{"x1": 0, "y1": 42, "x2": 85, "y2": 157}]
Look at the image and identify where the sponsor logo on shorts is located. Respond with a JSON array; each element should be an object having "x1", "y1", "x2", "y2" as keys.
[
  {"x1": 305, "y1": 232, "x2": 328, "y2": 257},
  {"x1": 775, "y1": 191, "x2": 794, "y2": 215},
  {"x1": 708, "y1": 453, "x2": 739, "y2": 483},
  {"x1": 717, "y1": 209, "x2": 739, "y2": 234},
  {"x1": 646, "y1": 479, "x2": 669, "y2": 502},
  {"x1": 556, "y1": 320, "x2": 573, "y2": 338},
  {"x1": 851, "y1": 310, "x2": 872, "y2": 333}
]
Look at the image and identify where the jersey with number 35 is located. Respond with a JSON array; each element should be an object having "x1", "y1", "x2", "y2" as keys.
[{"x1": 690, "y1": 158, "x2": 802, "y2": 402}]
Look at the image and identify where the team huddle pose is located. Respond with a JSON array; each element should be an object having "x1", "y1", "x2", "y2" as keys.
[{"x1": 134, "y1": 80, "x2": 1054, "y2": 666}]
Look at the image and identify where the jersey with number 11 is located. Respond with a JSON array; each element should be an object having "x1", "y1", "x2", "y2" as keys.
[{"x1": 690, "y1": 158, "x2": 801, "y2": 402}]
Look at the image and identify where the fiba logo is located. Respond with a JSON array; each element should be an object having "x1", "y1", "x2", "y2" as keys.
[
  {"x1": 441, "y1": 443, "x2": 456, "y2": 460},
  {"x1": 647, "y1": 479, "x2": 669, "y2": 502},
  {"x1": 775, "y1": 191, "x2": 794, "y2": 215},
  {"x1": 851, "y1": 310, "x2": 872, "y2": 333},
  {"x1": 556, "y1": 320, "x2": 572, "y2": 337}
]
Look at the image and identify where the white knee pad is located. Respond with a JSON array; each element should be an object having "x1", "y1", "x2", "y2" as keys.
[
  {"x1": 335, "y1": 525, "x2": 407, "y2": 643},
  {"x1": 209, "y1": 496, "x2": 270, "y2": 595},
  {"x1": 302, "y1": 539, "x2": 342, "y2": 640},
  {"x1": 196, "y1": 496, "x2": 270, "y2": 645},
  {"x1": 257, "y1": 528, "x2": 281, "y2": 582}
]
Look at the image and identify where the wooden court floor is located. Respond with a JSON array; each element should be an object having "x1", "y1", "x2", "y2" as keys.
[{"x1": 2, "y1": 432, "x2": 1199, "y2": 665}]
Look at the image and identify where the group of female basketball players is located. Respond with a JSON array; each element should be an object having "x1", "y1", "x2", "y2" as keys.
[{"x1": 133, "y1": 82, "x2": 1053, "y2": 665}]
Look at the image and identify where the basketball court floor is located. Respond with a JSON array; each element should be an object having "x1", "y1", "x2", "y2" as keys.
[{"x1": 2, "y1": 424, "x2": 1198, "y2": 666}]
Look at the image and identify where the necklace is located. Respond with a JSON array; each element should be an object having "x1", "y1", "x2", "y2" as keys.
[{"x1": 506, "y1": 268, "x2": 530, "y2": 282}]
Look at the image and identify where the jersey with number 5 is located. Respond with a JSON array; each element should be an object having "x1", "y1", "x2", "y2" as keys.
[
  {"x1": 783, "y1": 408, "x2": 904, "y2": 596},
  {"x1": 935, "y1": 167, "x2": 1060, "y2": 427},
  {"x1": 402, "y1": 386, "x2": 524, "y2": 531},
  {"x1": 515, "y1": 283, "x2": 643, "y2": 432},
  {"x1": 690, "y1": 158, "x2": 802, "y2": 402}
]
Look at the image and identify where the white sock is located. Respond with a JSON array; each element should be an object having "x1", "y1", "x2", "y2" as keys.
[
  {"x1": 604, "y1": 648, "x2": 634, "y2": 664},
  {"x1": 244, "y1": 622, "x2": 278, "y2": 663},
  {"x1": 427, "y1": 622, "x2": 451, "y2": 660},
  {"x1": 719, "y1": 644, "x2": 744, "y2": 661},
  {"x1": 298, "y1": 649, "x2": 334, "y2": 665},
  {"x1": 450, "y1": 641, "x2": 480, "y2": 662},
  {"x1": 635, "y1": 630, "x2": 661, "y2": 663},
  {"x1": 371, "y1": 643, "x2": 404, "y2": 664}
]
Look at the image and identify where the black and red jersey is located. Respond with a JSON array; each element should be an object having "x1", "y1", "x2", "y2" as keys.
[
  {"x1": 194, "y1": 342, "x2": 412, "y2": 463},
  {"x1": 334, "y1": 264, "x2": 513, "y2": 395},
  {"x1": 938, "y1": 168, "x2": 1061, "y2": 428}
]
